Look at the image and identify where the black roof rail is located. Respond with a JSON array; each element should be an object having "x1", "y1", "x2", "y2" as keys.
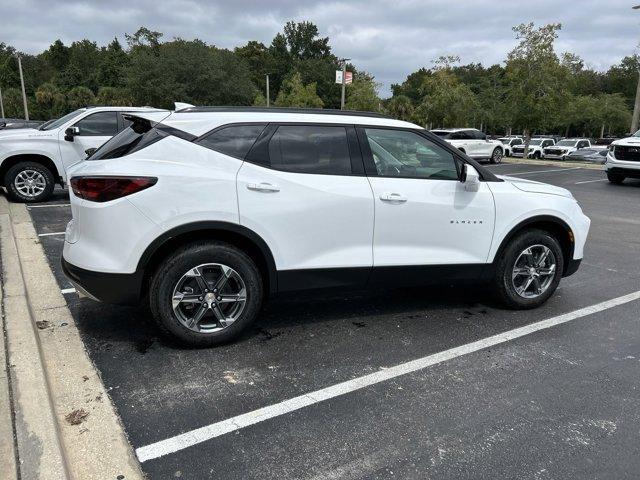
[{"x1": 175, "y1": 106, "x2": 391, "y2": 119}]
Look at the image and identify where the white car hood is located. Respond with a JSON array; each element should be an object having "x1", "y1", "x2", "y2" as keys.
[
  {"x1": 498, "y1": 175, "x2": 573, "y2": 199},
  {"x1": 611, "y1": 137, "x2": 640, "y2": 147}
]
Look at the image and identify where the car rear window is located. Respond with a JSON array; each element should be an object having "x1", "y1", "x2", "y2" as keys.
[{"x1": 197, "y1": 124, "x2": 266, "y2": 159}]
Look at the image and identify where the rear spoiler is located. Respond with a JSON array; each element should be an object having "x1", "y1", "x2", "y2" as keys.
[
  {"x1": 122, "y1": 113, "x2": 197, "y2": 141},
  {"x1": 174, "y1": 102, "x2": 195, "y2": 111}
]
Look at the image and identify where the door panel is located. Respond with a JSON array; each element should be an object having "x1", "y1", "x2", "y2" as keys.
[
  {"x1": 369, "y1": 177, "x2": 495, "y2": 266},
  {"x1": 237, "y1": 162, "x2": 374, "y2": 271}
]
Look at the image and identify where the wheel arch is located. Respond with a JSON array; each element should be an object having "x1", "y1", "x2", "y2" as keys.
[
  {"x1": 0, "y1": 154, "x2": 62, "y2": 185},
  {"x1": 138, "y1": 221, "x2": 278, "y2": 297},
  {"x1": 492, "y1": 215, "x2": 575, "y2": 275}
]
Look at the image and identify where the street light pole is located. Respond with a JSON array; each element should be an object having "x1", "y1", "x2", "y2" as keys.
[
  {"x1": 17, "y1": 56, "x2": 29, "y2": 121},
  {"x1": 631, "y1": 5, "x2": 640, "y2": 133},
  {"x1": 340, "y1": 58, "x2": 350, "y2": 110},
  {"x1": 0, "y1": 85, "x2": 5, "y2": 118},
  {"x1": 265, "y1": 74, "x2": 270, "y2": 107}
]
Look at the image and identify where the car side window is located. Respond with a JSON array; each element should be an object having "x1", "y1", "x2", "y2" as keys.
[
  {"x1": 74, "y1": 112, "x2": 118, "y2": 136},
  {"x1": 267, "y1": 125, "x2": 352, "y2": 175},
  {"x1": 472, "y1": 130, "x2": 486, "y2": 140},
  {"x1": 578, "y1": 141, "x2": 588, "y2": 149},
  {"x1": 514, "y1": 139, "x2": 523, "y2": 145},
  {"x1": 198, "y1": 124, "x2": 267, "y2": 159},
  {"x1": 364, "y1": 128, "x2": 458, "y2": 180}
]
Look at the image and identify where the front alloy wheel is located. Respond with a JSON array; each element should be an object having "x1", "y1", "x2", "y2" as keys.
[{"x1": 511, "y1": 245, "x2": 556, "y2": 299}]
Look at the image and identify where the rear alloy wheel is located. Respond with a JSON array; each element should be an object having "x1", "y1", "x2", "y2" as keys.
[
  {"x1": 607, "y1": 172, "x2": 625, "y2": 185},
  {"x1": 490, "y1": 147, "x2": 503, "y2": 164},
  {"x1": 493, "y1": 229, "x2": 564, "y2": 309},
  {"x1": 150, "y1": 242, "x2": 263, "y2": 346},
  {"x1": 5, "y1": 161, "x2": 55, "y2": 203}
]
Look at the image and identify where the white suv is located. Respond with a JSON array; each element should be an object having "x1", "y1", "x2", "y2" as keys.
[
  {"x1": 512, "y1": 138, "x2": 555, "y2": 159},
  {"x1": 0, "y1": 106, "x2": 166, "y2": 202},
  {"x1": 543, "y1": 138, "x2": 591, "y2": 160},
  {"x1": 431, "y1": 128, "x2": 505, "y2": 163},
  {"x1": 498, "y1": 136, "x2": 523, "y2": 157},
  {"x1": 604, "y1": 131, "x2": 640, "y2": 184},
  {"x1": 62, "y1": 107, "x2": 590, "y2": 346}
]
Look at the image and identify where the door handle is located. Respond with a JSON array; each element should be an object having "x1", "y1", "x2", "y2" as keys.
[
  {"x1": 379, "y1": 193, "x2": 407, "y2": 203},
  {"x1": 246, "y1": 182, "x2": 280, "y2": 193}
]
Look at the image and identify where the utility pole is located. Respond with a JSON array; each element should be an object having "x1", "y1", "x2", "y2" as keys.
[
  {"x1": 17, "y1": 55, "x2": 29, "y2": 120},
  {"x1": 340, "y1": 58, "x2": 350, "y2": 110},
  {"x1": 631, "y1": 5, "x2": 640, "y2": 133},
  {"x1": 0, "y1": 85, "x2": 5, "y2": 118},
  {"x1": 265, "y1": 74, "x2": 270, "y2": 107}
]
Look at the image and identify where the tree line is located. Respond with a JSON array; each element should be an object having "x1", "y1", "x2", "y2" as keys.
[{"x1": 0, "y1": 21, "x2": 636, "y2": 137}]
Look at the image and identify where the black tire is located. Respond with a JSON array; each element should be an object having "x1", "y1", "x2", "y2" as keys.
[
  {"x1": 4, "y1": 161, "x2": 55, "y2": 203},
  {"x1": 493, "y1": 229, "x2": 564, "y2": 309},
  {"x1": 149, "y1": 241, "x2": 263, "y2": 347},
  {"x1": 532, "y1": 151, "x2": 541, "y2": 159},
  {"x1": 607, "y1": 172, "x2": 625, "y2": 185},
  {"x1": 490, "y1": 147, "x2": 503, "y2": 164}
]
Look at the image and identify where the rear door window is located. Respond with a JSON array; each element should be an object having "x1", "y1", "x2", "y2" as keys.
[
  {"x1": 267, "y1": 125, "x2": 352, "y2": 175},
  {"x1": 198, "y1": 124, "x2": 267, "y2": 159}
]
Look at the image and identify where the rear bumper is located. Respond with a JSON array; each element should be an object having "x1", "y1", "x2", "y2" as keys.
[{"x1": 62, "y1": 256, "x2": 143, "y2": 305}]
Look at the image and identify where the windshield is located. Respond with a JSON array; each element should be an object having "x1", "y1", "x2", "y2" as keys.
[
  {"x1": 39, "y1": 109, "x2": 85, "y2": 131},
  {"x1": 556, "y1": 140, "x2": 577, "y2": 147},
  {"x1": 633, "y1": 130, "x2": 640, "y2": 137},
  {"x1": 430, "y1": 131, "x2": 450, "y2": 138},
  {"x1": 498, "y1": 138, "x2": 509, "y2": 144},
  {"x1": 529, "y1": 140, "x2": 543, "y2": 146}
]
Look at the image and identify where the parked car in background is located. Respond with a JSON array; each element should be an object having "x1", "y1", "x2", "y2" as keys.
[
  {"x1": 593, "y1": 136, "x2": 619, "y2": 146},
  {"x1": 566, "y1": 147, "x2": 608, "y2": 164},
  {"x1": 543, "y1": 138, "x2": 591, "y2": 160},
  {"x1": 605, "y1": 130, "x2": 640, "y2": 184},
  {"x1": 498, "y1": 136, "x2": 523, "y2": 156},
  {"x1": 62, "y1": 107, "x2": 590, "y2": 346},
  {"x1": 0, "y1": 118, "x2": 45, "y2": 130},
  {"x1": 431, "y1": 128, "x2": 505, "y2": 163},
  {"x1": 0, "y1": 106, "x2": 167, "y2": 202},
  {"x1": 512, "y1": 138, "x2": 555, "y2": 159}
]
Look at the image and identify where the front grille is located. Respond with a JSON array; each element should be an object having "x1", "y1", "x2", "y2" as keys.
[
  {"x1": 614, "y1": 145, "x2": 640, "y2": 162},
  {"x1": 545, "y1": 149, "x2": 563, "y2": 156}
]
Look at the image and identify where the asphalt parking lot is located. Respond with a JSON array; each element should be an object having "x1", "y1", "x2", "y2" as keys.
[{"x1": 26, "y1": 162, "x2": 640, "y2": 479}]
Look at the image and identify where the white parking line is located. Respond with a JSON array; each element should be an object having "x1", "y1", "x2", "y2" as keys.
[
  {"x1": 575, "y1": 178, "x2": 607, "y2": 185},
  {"x1": 37, "y1": 232, "x2": 65, "y2": 237},
  {"x1": 135, "y1": 290, "x2": 640, "y2": 463},
  {"x1": 61, "y1": 287, "x2": 76, "y2": 294},
  {"x1": 509, "y1": 167, "x2": 582, "y2": 176},
  {"x1": 27, "y1": 203, "x2": 70, "y2": 209}
]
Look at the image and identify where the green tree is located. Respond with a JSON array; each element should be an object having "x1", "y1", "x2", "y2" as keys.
[
  {"x1": 96, "y1": 86, "x2": 133, "y2": 106},
  {"x1": 35, "y1": 83, "x2": 66, "y2": 117},
  {"x1": 98, "y1": 38, "x2": 129, "y2": 87},
  {"x1": 253, "y1": 91, "x2": 267, "y2": 106},
  {"x1": 504, "y1": 23, "x2": 570, "y2": 157},
  {"x1": 66, "y1": 86, "x2": 95, "y2": 109},
  {"x1": 345, "y1": 73, "x2": 380, "y2": 111},
  {"x1": 385, "y1": 95, "x2": 414, "y2": 121},
  {"x1": 2, "y1": 88, "x2": 25, "y2": 117},
  {"x1": 274, "y1": 72, "x2": 323, "y2": 108}
]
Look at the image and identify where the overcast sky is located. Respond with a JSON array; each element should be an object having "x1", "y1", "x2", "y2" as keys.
[{"x1": 2, "y1": 0, "x2": 639, "y2": 96}]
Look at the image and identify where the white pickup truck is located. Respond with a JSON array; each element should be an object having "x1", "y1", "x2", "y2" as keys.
[
  {"x1": 542, "y1": 138, "x2": 591, "y2": 160},
  {"x1": 605, "y1": 131, "x2": 640, "y2": 184},
  {"x1": 0, "y1": 106, "x2": 167, "y2": 202}
]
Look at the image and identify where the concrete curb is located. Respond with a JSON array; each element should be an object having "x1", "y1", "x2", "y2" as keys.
[
  {"x1": 1, "y1": 195, "x2": 144, "y2": 480},
  {"x1": 503, "y1": 157, "x2": 604, "y2": 170}
]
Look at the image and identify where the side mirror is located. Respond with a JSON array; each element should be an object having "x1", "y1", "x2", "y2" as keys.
[
  {"x1": 85, "y1": 147, "x2": 97, "y2": 157},
  {"x1": 64, "y1": 126, "x2": 80, "y2": 142},
  {"x1": 460, "y1": 164, "x2": 480, "y2": 192}
]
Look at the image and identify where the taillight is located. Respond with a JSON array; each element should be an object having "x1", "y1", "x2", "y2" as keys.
[{"x1": 70, "y1": 176, "x2": 157, "y2": 202}]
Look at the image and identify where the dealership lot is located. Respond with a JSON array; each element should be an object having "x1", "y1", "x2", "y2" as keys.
[{"x1": 23, "y1": 162, "x2": 640, "y2": 479}]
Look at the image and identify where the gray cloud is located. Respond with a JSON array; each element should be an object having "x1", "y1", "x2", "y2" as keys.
[{"x1": 1, "y1": 0, "x2": 638, "y2": 96}]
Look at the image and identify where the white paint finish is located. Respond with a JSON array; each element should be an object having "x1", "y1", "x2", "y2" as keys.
[
  {"x1": 367, "y1": 176, "x2": 495, "y2": 266},
  {"x1": 37, "y1": 231, "x2": 65, "y2": 237},
  {"x1": 135, "y1": 290, "x2": 640, "y2": 463},
  {"x1": 60, "y1": 287, "x2": 76, "y2": 294},
  {"x1": 486, "y1": 180, "x2": 590, "y2": 261},
  {"x1": 238, "y1": 161, "x2": 375, "y2": 270}
]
